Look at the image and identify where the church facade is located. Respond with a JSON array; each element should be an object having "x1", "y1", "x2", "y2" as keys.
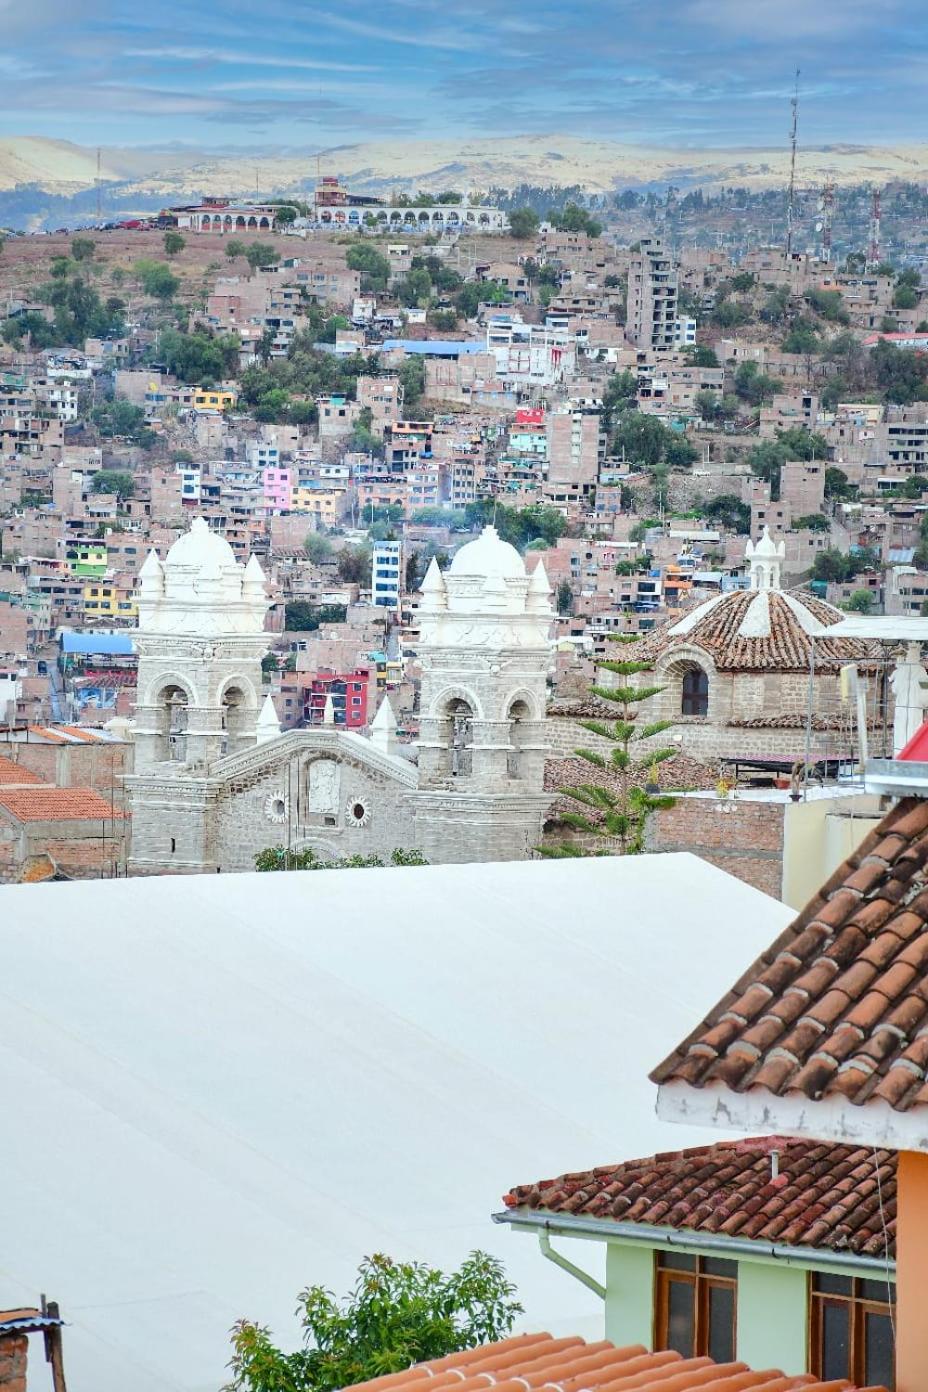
[{"x1": 124, "y1": 519, "x2": 555, "y2": 874}]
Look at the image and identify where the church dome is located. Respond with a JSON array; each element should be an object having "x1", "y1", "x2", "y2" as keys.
[
  {"x1": 448, "y1": 525, "x2": 525, "y2": 580},
  {"x1": 164, "y1": 517, "x2": 237, "y2": 571},
  {"x1": 634, "y1": 586, "x2": 879, "y2": 674}
]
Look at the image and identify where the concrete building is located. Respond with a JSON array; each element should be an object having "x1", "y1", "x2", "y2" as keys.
[
  {"x1": 371, "y1": 540, "x2": 403, "y2": 611},
  {"x1": 546, "y1": 401, "x2": 605, "y2": 496},
  {"x1": 627, "y1": 236, "x2": 678, "y2": 351}
]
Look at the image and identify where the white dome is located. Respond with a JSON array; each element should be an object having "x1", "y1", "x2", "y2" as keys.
[
  {"x1": 165, "y1": 517, "x2": 237, "y2": 571},
  {"x1": 448, "y1": 525, "x2": 525, "y2": 580}
]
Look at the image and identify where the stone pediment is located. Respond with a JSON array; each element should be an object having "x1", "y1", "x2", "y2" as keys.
[{"x1": 208, "y1": 728, "x2": 420, "y2": 790}]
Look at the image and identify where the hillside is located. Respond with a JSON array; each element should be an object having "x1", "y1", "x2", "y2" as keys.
[{"x1": 6, "y1": 134, "x2": 928, "y2": 206}]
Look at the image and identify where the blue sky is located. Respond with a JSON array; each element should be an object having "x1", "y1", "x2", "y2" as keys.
[{"x1": 3, "y1": 0, "x2": 927, "y2": 151}]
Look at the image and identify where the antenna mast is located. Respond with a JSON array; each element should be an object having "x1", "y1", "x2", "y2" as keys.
[
  {"x1": 866, "y1": 187, "x2": 882, "y2": 270},
  {"x1": 95, "y1": 148, "x2": 102, "y2": 223},
  {"x1": 785, "y1": 68, "x2": 800, "y2": 259},
  {"x1": 819, "y1": 179, "x2": 834, "y2": 263}
]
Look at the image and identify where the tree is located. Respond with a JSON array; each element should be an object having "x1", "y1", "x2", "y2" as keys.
[
  {"x1": 794, "y1": 512, "x2": 830, "y2": 532},
  {"x1": 226, "y1": 239, "x2": 247, "y2": 260},
  {"x1": 550, "y1": 203, "x2": 602, "y2": 238},
  {"x1": 254, "y1": 847, "x2": 428, "y2": 872},
  {"x1": 284, "y1": 602, "x2": 347, "y2": 631},
  {"x1": 70, "y1": 236, "x2": 95, "y2": 262},
  {"x1": 244, "y1": 242, "x2": 280, "y2": 271},
  {"x1": 163, "y1": 230, "x2": 186, "y2": 257},
  {"x1": 160, "y1": 327, "x2": 240, "y2": 384},
  {"x1": 702, "y1": 495, "x2": 751, "y2": 534},
  {"x1": 399, "y1": 355, "x2": 426, "y2": 413},
  {"x1": 808, "y1": 288, "x2": 849, "y2": 324},
  {"x1": 90, "y1": 399, "x2": 155, "y2": 447},
  {"x1": 90, "y1": 469, "x2": 134, "y2": 500},
  {"x1": 734, "y1": 361, "x2": 781, "y2": 406},
  {"x1": 226, "y1": 1251, "x2": 519, "y2": 1392},
  {"x1": 730, "y1": 271, "x2": 756, "y2": 293},
  {"x1": 782, "y1": 318, "x2": 821, "y2": 354},
  {"x1": 304, "y1": 532, "x2": 335, "y2": 564},
  {"x1": 664, "y1": 435, "x2": 698, "y2": 469},
  {"x1": 337, "y1": 544, "x2": 373, "y2": 585},
  {"x1": 541, "y1": 636, "x2": 675, "y2": 858},
  {"x1": 134, "y1": 260, "x2": 179, "y2": 301},
  {"x1": 601, "y1": 371, "x2": 638, "y2": 429},
  {"x1": 346, "y1": 242, "x2": 391, "y2": 293},
  {"x1": 843, "y1": 588, "x2": 874, "y2": 613},
  {"x1": 871, "y1": 339, "x2": 928, "y2": 404},
  {"x1": 508, "y1": 207, "x2": 540, "y2": 239},
  {"x1": 811, "y1": 548, "x2": 858, "y2": 583},
  {"x1": 555, "y1": 579, "x2": 573, "y2": 614},
  {"x1": 894, "y1": 285, "x2": 919, "y2": 310},
  {"x1": 685, "y1": 344, "x2": 718, "y2": 368},
  {"x1": 612, "y1": 414, "x2": 669, "y2": 469}
]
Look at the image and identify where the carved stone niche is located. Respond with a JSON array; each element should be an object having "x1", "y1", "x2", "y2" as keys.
[{"x1": 307, "y1": 758, "x2": 341, "y2": 818}]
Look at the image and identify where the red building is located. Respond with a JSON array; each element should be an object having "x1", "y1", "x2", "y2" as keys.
[{"x1": 305, "y1": 670, "x2": 369, "y2": 728}]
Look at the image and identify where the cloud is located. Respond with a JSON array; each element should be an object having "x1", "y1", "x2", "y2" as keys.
[{"x1": 124, "y1": 46, "x2": 381, "y2": 72}]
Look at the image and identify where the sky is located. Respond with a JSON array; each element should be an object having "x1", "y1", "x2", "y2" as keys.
[{"x1": 2, "y1": 0, "x2": 927, "y2": 152}]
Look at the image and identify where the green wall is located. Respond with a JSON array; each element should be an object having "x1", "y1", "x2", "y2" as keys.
[
  {"x1": 602, "y1": 1242, "x2": 808, "y2": 1373},
  {"x1": 736, "y1": 1260, "x2": 808, "y2": 1375}
]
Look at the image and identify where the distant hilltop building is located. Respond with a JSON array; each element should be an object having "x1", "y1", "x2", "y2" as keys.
[
  {"x1": 312, "y1": 175, "x2": 508, "y2": 233},
  {"x1": 167, "y1": 198, "x2": 279, "y2": 233},
  {"x1": 125, "y1": 519, "x2": 553, "y2": 873}
]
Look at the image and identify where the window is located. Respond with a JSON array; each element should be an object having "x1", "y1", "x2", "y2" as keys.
[
  {"x1": 655, "y1": 1254, "x2": 736, "y2": 1361},
  {"x1": 681, "y1": 667, "x2": 709, "y2": 717},
  {"x1": 810, "y1": 1274, "x2": 895, "y2": 1389}
]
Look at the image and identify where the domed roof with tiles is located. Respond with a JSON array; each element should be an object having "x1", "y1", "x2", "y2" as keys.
[
  {"x1": 633, "y1": 586, "x2": 880, "y2": 674},
  {"x1": 448, "y1": 525, "x2": 525, "y2": 579},
  {"x1": 164, "y1": 516, "x2": 237, "y2": 572}
]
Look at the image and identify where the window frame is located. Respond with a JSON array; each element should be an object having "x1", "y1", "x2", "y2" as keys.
[
  {"x1": 680, "y1": 666, "x2": 709, "y2": 717},
  {"x1": 808, "y1": 1272, "x2": 895, "y2": 1389},
  {"x1": 653, "y1": 1252, "x2": 737, "y2": 1363}
]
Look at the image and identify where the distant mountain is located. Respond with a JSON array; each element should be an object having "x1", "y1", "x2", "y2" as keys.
[{"x1": 4, "y1": 133, "x2": 928, "y2": 228}]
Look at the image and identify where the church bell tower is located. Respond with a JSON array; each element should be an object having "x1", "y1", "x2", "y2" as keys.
[{"x1": 412, "y1": 526, "x2": 554, "y2": 862}]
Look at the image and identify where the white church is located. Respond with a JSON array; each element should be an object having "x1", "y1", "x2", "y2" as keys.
[{"x1": 124, "y1": 519, "x2": 555, "y2": 873}]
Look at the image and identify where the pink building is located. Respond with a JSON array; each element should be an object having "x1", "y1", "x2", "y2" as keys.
[{"x1": 262, "y1": 467, "x2": 292, "y2": 512}]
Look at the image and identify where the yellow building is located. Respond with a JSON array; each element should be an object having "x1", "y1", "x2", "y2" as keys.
[
  {"x1": 82, "y1": 582, "x2": 118, "y2": 618},
  {"x1": 291, "y1": 487, "x2": 343, "y2": 526},
  {"x1": 193, "y1": 389, "x2": 237, "y2": 414}
]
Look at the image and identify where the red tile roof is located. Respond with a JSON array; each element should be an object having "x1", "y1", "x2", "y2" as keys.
[
  {"x1": 0, "y1": 755, "x2": 44, "y2": 787},
  {"x1": 502, "y1": 1137, "x2": 895, "y2": 1258},
  {"x1": 342, "y1": 1332, "x2": 886, "y2": 1392},
  {"x1": 0, "y1": 787, "x2": 123, "y2": 822},
  {"x1": 631, "y1": 588, "x2": 880, "y2": 674},
  {"x1": 652, "y1": 796, "x2": 928, "y2": 1112}
]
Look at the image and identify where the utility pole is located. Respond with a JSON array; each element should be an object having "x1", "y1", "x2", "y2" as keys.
[{"x1": 785, "y1": 68, "x2": 800, "y2": 259}]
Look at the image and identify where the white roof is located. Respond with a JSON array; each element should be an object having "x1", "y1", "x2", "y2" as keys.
[
  {"x1": 0, "y1": 856, "x2": 792, "y2": 1392},
  {"x1": 821, "y1": 615, "x2": 928, "y2": 640}
]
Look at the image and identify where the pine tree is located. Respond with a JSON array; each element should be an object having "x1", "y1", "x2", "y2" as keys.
[{"x1": 542, "y1": 636, "x2": 676, "y2": 857}]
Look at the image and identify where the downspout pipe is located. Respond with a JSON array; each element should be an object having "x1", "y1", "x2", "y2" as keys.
[
  {"x1": 493, "y1": 1209, "x2": 895, "y2": 1279},
  {"x1": 537, "y1": 1232, "x2": 605, "y2": 1299}
]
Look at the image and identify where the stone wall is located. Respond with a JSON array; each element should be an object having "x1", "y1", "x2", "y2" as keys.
[
  {"x1": 0, "y1": 817, "x2": 128, "y2": 883},
  {"x1": 647, "y1": 794, "x2": 785, "y2": 898}
]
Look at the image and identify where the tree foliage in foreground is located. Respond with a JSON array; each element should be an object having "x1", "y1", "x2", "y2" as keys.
[
  {"x1": 226, "y1": 1252, "x2": 521, "y2": 1392},
  {"x1": 541, "y1": 635, "x2": 676, "y2": 858},
  {"x1": 254, "y1": 846, "x2": 427, "y2": 871}
]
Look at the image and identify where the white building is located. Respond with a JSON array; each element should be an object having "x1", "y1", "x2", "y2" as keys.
[
  {"x1": 0, "y1": 853, "x2": 791, "y2": 1392},
  {"x1": 485, "y1": 317, "x2": 575, "y2": 389},
  {"x1": 371, "y1": 539, "x2": 403, "y2": 610}
]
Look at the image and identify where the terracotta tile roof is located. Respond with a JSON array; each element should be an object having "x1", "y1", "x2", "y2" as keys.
[
  {"x1": 631, "y1": 588, "x2": 880, "y2": 673},
  {"x1": 342, "y1": 1332, "x2": 886, "y2": 1392},
  {"x1": 652, "y1": 795, "x2": 928, "y2": 1112},
  {"x1": 0, "y1": 787, "x2": 123, "y2": 822},
  {"x1": 0, "y1": 755, "x2": 44, "y2": 787},
  {"x1": 502, "y1": 1136, "x2": 895, "y2": 1258}
]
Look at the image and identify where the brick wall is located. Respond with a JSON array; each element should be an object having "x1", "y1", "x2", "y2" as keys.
[
  {"x1": 0, "y1": 1334, "x2": 27, "y2": 1392},
  {"x1": 647, "y1": 795, "x2": 786, "y2": 898}
]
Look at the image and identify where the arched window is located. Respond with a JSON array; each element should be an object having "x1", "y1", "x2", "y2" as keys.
[{"x1": 681, "y1": 668, "x2": 709, "y2": 717}]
